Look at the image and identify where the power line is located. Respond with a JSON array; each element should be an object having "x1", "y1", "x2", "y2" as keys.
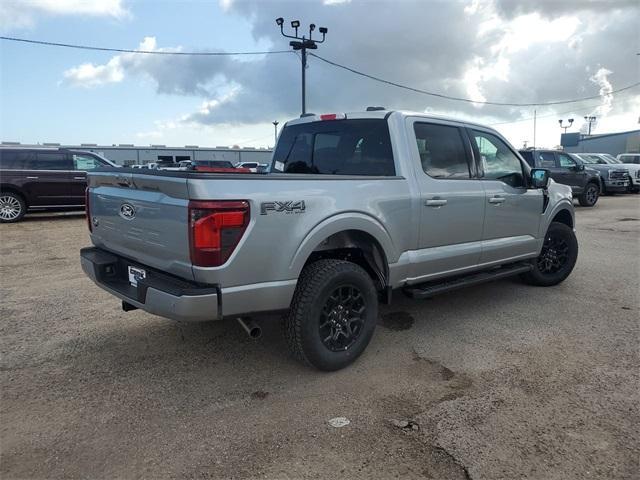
[
  {"x1": 309, "y1": 52, "x2": 640, "y2": 108},
  {"x1": 4, "y1": 35, "x2": 639, "y2": 109},
  {"x1": 489, "y1": 92, "x2": 636, "y2": 126},
  {"x1": 0, "y1": 36, "x2": 291, "y2": 56}
]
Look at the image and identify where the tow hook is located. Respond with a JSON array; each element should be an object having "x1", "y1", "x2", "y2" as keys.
[{"x1": 237, "y1": 317, "x2": 262, "y2": 339}]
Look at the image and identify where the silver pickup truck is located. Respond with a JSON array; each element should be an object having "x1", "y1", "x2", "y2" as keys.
[{"x1": 81, "y1": 110, "x2": 578, "y2": 371}]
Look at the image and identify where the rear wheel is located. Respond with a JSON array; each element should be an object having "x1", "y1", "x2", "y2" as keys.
[
  {"x1": 0, "y1": 192, "x2": 26, "y2": 223},
  {"x1": 578, "y1": 182, "x2": 599, "y2": 207},
  {"x1": 521, "y1": 222, "x2": 578, "y2": 286},
  {"x1": 283, "y1": 259, "x2": 378, "y2": 371}
]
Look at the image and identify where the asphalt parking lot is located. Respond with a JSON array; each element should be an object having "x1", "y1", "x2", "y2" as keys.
[{"x1": 1, "y1": 196, "x2": 639, "y2": 479}]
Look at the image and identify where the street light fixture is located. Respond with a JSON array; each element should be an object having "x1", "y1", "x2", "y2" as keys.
[
  {"x1": 584, "y1": 116, "x2": 597, "y2": 135},
  {"x1": 558, "y1": 118, "x2": 574, "y2": 134},
  {"x1": 276, "y1": 17, "x2": 328, "y2": 115}
]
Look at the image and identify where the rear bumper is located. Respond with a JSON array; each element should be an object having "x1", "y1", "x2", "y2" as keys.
[
  {"x1": 80, "y1": 247, "x2": 298, "y2": 322},
  {"x1": 81, "y1": 247, "x2": 221, "y2": 322}
]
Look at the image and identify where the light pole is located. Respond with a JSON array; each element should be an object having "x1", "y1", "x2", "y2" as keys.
[
  {"x1": 272, "y1": 121, "x2": 279, "y2": 145},
  {"x1": 276, "y1": 17, "x2": 328, "y2": 115},
  {"x1": 558, "y1": 118, "x2": 574, "y2": 134},
  {"x1": 584, "y1": 116, "x2": 596, "y2": 135}
]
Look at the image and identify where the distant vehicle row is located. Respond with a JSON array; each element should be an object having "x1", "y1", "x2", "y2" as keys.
[
  {"x1": 518, "y1": 149, "x2": 639, "y2": 207},
  {"x1": 1, "y1": 145, "x2": 637, "y2": 222},
  {"x1": 131, "y1": 160, "x2": 267, "y2": 172}
]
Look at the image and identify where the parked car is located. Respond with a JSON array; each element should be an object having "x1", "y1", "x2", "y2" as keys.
[
  {"x1": 578, "y1": 152, "x2": 640, "y2": 193},
  {"x1": 519, "y1": 149, "x2": 602, "y2": 206},
  {"x1": 571, "y1": 153, "x2": 630, "y2": 195},
  {"x1": 236, "y1": 161, "x2": 265, "y2": 173},
  {"x1": 0, "y1": 147, "x2": 117, "y2": 222},
  {"x1": 616, "y1": 153, "x2": 640, "y2": 164},
  {"x1": 81, "y1": 110, "x2": 577, "y2": 371}
]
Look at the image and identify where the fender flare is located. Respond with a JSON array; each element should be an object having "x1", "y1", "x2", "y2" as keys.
[
  {"x1": 288, "y1": 212, "x2": 398, "y2": 278},
  {"x1": 542, "y1": 200, "x2": 575, "y2": 236}
]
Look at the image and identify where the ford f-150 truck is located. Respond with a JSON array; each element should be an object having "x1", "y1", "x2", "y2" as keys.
[{"x1": 81, "y1": 110, "x2": 578, "y2": 371}]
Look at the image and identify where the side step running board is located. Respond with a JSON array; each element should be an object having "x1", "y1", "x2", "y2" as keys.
[{"x1": 403, "y1": 262, "x2": 532, "y2": 299}]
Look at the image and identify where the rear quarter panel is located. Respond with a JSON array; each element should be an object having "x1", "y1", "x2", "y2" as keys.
[{"x1": 186, "y1": 175, "x2": 413, "y2": 287}]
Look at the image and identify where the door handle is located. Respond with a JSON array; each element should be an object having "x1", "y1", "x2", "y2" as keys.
[
  {"x1": 26, "y1": 176, "x2": 39, "y2": 179},
  {"x1": 74, "y1": 176, "x2": 86, "y2": 180},
  {"x1": 488, "y1": 196, "x2": 505, "y2": 204},
  {"x1": 425, "y1": 198, "x2": 447, "y2": 207}
]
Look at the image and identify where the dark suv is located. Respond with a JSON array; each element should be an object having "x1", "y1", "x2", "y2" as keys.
[
  {"x1": 519, "y1": 149, "x2": 602, "y2": 207},
  {"x1": 0, "y1": 148, "x2": 116, "y2": 222}
]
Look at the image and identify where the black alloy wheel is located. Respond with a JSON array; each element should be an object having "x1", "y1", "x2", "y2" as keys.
[{"x1": 319, "y1": 285, "x2": 366, "y2": 352}]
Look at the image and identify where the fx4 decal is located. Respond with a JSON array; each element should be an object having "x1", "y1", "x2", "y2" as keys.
[{"x1": 260, "y1": 200, "x2": 306, "y2": 215}]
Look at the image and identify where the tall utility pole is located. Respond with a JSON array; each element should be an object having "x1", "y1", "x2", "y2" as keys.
[
  {"x1": 533, "y1": 109, "x2": 537, "y2": 150},
  {"x1": 272, "y1": 121, "x2": 279, "y2": 145},
  {"x1": 276, "y1": 17, "x2": 328, "y2": 115},
  {"x1": 584, "y1": 116, "x2": 597, "y2": 135}
]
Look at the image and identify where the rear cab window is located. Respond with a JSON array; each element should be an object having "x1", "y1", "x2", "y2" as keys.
[
  {"x1": 271, "y1": 119, "x2": 395, "y2": 176},
  {"x1": 413, "y1": 123, "x2": 471, "y2": 179}
]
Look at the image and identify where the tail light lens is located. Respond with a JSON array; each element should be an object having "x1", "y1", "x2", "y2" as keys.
[
  {"x1": 85, "y1": 187, "x2": 92, "y2": 232},
  {"x1": 189, "y1": 200, "x2": 250, "y2": 267}
]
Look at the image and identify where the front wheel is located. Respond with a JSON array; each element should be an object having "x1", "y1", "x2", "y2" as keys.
[
  {"x1": 578, "y1": 182, "x2": 599, "y2": 207},
  {"x1": 521, "y1": 222, "x2": 578, "y2": 287},
  {"x1": 283, "y1": 259, "x2": 378, "y2": 371}
]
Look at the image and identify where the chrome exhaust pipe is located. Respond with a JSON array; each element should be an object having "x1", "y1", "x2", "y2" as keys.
[{"x1": 237, "y1": 317, "x2": 262, "y2": 339}]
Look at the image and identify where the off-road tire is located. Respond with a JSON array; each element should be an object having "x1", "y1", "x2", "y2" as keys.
[
  {"x1": 578, "y1": 182, "x2": 599, "y2": 207},
  {"x1": 521, "y1": 222, "x2": 578, "y2": 287},
  {"x1": 283, "y1": 259, "x2": 378, "y2": 371},
  {"x1": 0, "y1": 192, "x2": 26, "y2": 223}
]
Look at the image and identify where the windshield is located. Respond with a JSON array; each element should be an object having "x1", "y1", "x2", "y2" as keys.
[
  {"x1": 601, "y1": 154, "x2": 620, "y2": 164},
  {"x1": 577, "y1": 154, "x2": 607, "y2": 165}
]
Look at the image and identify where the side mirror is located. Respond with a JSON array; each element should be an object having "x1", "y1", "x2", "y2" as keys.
[
  {"x1": 573, "y1": 163, "x2": 585, "y2": 171},
  {"x1": 530, "y1": 168, "x2": 550, "y2": 189}
]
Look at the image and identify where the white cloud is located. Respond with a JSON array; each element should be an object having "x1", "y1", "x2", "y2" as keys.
[
  {"x1": 62, "y1": 57, "x2": 124, "y2": 87},
  {"x1": 0, "y1": 0, "x2": 129, "y2": 31}
]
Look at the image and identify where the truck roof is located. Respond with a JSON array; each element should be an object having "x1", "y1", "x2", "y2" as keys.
[{"x1": 285, "y1": 110, "x2": 495, "y2": 131}]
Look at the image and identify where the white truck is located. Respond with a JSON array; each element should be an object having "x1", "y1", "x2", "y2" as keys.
[{"x1": 81, "y1": 110, "x2": 577, "y2": 370}]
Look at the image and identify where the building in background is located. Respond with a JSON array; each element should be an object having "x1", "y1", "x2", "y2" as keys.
[
  {"x1": 0, "y1": 142, "x2": 273, "y2": 166},
  {"x1": 561, "y1": 130, "x2": 640, "y2": 156}
]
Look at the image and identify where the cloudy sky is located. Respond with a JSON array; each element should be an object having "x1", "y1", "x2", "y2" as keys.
[{"x1": 1, "y1": 0, "x2": 638, "y2": 149}]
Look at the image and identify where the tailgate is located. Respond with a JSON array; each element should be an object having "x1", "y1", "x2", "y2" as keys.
[{"x1": 87, "y1": 170, "x2": 194, "y2": 281}]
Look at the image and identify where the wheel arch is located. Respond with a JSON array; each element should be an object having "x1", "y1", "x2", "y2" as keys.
[
  {"x1": 551, "y1": 208, "x2": 573, "y2": 229},
  {"x1": 0, "y1": 185, "x2": 27, "y2": 205},
  {"x1": 289, "y1": 213, "x2": 396, "y2": 295}
]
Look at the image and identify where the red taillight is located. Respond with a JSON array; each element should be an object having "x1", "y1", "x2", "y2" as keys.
[
  {"x1": 188, "y1": 200, "x2": 250, "y2": 267},
  {"x1": 85, "y1": 187, "x2": 92, "y2": 232}
]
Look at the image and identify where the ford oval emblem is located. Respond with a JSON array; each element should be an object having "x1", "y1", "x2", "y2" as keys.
[{"x1": 120, "y1": 203, "x2": 136, "y2": 220}]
